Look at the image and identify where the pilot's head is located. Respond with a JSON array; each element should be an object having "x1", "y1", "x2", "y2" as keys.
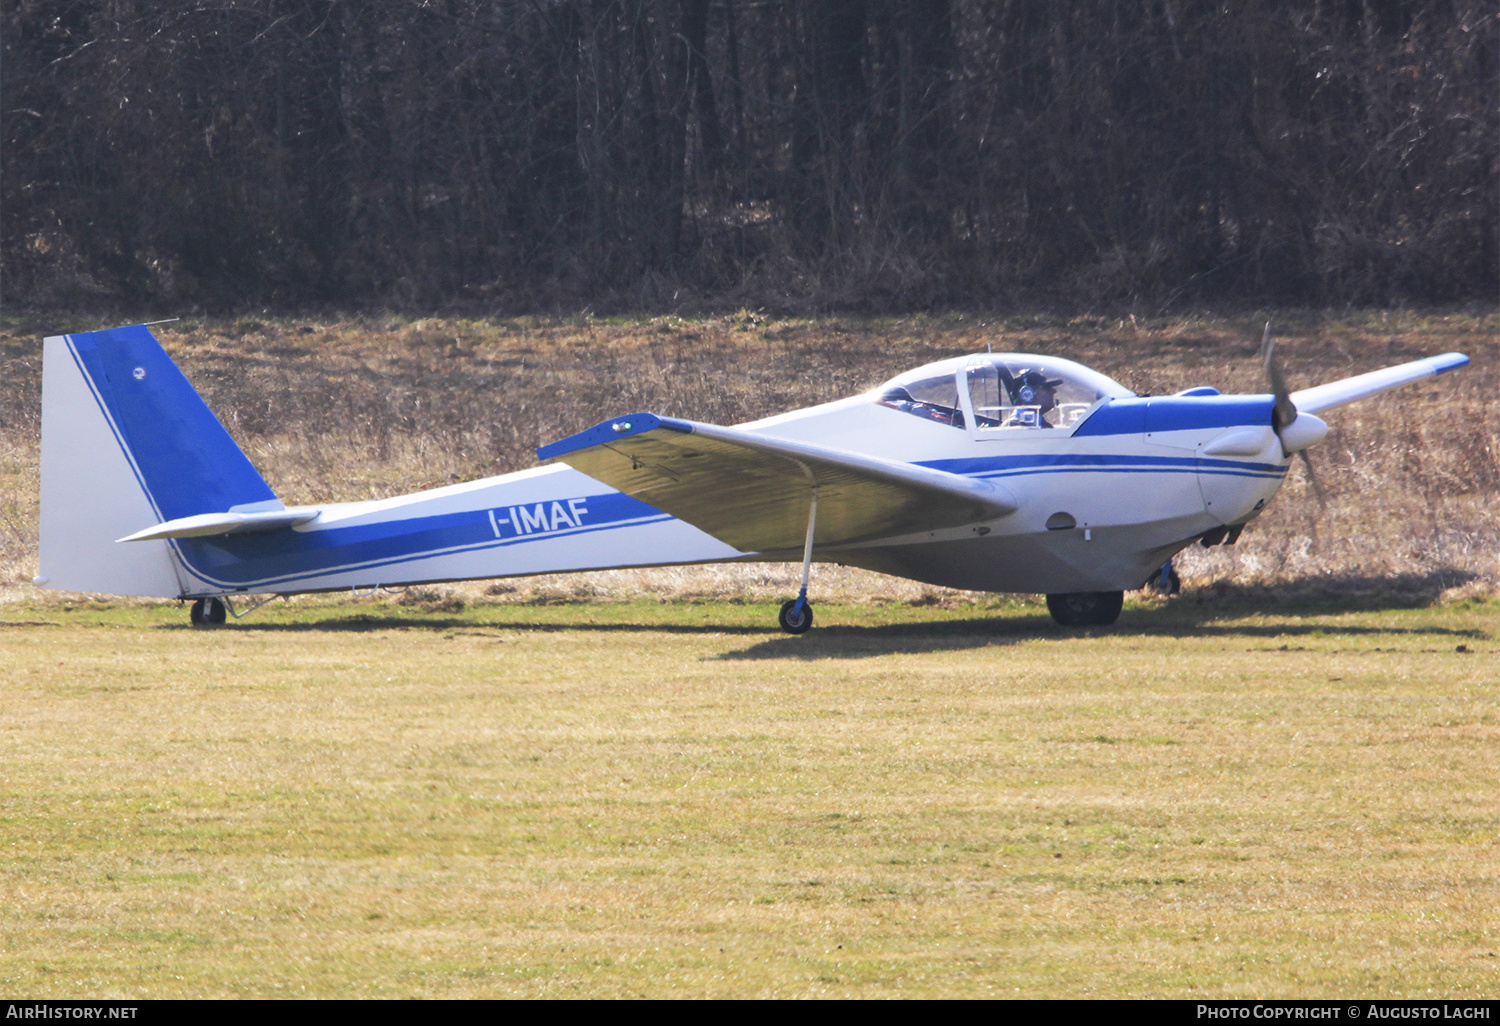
[{"x1": 1016, "y1": 370, "x2": 1062, "y2": 412}]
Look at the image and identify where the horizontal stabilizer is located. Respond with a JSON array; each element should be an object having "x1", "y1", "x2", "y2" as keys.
[
  {"x1": 539, "y1": 413, "x2": 1019, "y2": 552},
  {"x1": 1290, "y1": 352, "x2": 1469, "y2": 415},
  {"x1": 118, "y1": 508, "x2": 319, "y2": 543}
]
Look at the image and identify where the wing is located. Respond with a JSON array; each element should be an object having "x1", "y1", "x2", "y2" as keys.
[
  {"x1": 1290, "y1": 352, "x2": 1469, "y2": 415},
  {"x1": 537, "y1": 414, "x2": 1018, "y2": 553}
]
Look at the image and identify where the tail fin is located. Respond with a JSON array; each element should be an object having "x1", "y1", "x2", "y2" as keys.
[{"x1": 37, "y1": 324, "x2": 281, "y2": 597}]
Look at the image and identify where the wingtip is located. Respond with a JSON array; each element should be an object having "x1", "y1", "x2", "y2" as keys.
[
  {"x1": 1432, "y1": 352, "x2": 1470, "y2": 375},
  {"x1": 536, "y1": 412, "x2": 693, "y2": 461}
]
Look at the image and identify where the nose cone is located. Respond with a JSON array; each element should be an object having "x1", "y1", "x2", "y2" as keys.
[{"x1": 1279, "y1": 412, "x2": 1328, "y2": 454}]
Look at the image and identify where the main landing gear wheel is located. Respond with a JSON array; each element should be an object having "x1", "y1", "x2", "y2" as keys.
[
  {"x1": 190, "y1": 597, "x2": 227, "y2": 626},
  {"x1": 778, "y1": 599, "x2": 814, "y2": 634},
  {"x1": 1046, "y1": 591, "x2": 1124, "y2": 627}
]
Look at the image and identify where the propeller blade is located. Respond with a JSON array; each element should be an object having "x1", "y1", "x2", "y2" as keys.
[
  {"x1": 1297, "y1": 449, "x2": 1327, "y2": 507},
  {"x1": 1258, "y1": 326, "x2": 1326, "y2": 505},
  {"x1": 1259, "y1": 322, "x2": 1299, "y2": 434}
]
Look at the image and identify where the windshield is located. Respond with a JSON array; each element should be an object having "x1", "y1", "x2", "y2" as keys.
[
  {"x1": 875, "y1": 354, "x2": 1133, "y2": 431},
  {"x1": 873, "y1": 367, "x2": 966, "y2": 427}
]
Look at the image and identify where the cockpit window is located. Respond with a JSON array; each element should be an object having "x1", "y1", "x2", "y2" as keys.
[
  {"x1": 875, "y1": 371, "x2": 966, "y2": 427},
  {"x1": 873, "y1": 354, "x2": 1133, "y2": 432},
  {"x1": 965, "y1": 355, "x2": 1132, "y2": 430}
]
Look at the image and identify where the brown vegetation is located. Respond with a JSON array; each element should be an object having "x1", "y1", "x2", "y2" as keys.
[{"x1": 0, "y1": 310, "x2": 1494, "y2": 606}]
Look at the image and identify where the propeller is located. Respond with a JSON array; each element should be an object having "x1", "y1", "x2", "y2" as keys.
[{"x1": 1258, "y1": 323, "x2": 1326, "y2": 505}]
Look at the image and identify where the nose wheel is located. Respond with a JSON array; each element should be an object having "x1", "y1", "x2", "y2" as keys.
[{"x1": 189, "y1": 597, "x2": 227, "y2": 626}]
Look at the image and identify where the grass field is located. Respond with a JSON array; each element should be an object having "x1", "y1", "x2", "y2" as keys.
[
  {"x1": 0, "y1": 309, "x2": 1495, "y2": 997},
  {"x1": 0, "y1": 594, "x2": 1495, "y2": 998}
]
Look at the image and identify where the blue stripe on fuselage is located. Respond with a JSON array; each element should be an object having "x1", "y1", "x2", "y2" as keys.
[
  {"x1": 1072, "y1": 395, "x2": 1274, "y2": 437},
  {"x1": 916, "y1": 395, "x2": 1286, "y2": 481},
  {"x1": 920, "y1": 452, "x2": 1285, "y2": 479},
  {"x1": 178, "y1": 453, "x2": 1282, "y2": 590},
  {"x1": 173, "y1": 491, "x2": 671, "y2": 589}
]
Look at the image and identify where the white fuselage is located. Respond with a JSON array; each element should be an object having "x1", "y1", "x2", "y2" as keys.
[{"x1": 156, "y1": 393, "x2": 1285, "y2": 599}]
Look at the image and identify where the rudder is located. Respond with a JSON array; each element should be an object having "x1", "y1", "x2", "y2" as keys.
[{"x1": 37, "y1": 325, "x2": 281, "y2": 597}]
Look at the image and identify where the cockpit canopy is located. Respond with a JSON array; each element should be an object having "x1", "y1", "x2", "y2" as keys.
[{"x1": 874, "y1": 354, "x2": 1134, "y2": 431}]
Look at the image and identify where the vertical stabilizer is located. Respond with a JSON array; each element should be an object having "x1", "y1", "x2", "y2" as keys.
[{"x1": 37, "y1": 325, "x2": 280, "y2": 597}]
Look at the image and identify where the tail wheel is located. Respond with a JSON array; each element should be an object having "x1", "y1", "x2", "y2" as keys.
[
  {"x1": 778, "y1": 599, "x2": 814, "y2": 634},
  {"x1": 1046, "y1": 591, "x2": 1124, "y2": 627},
  {"x1": 190, "y1": 597, "x2": 227, "y2": 626}
]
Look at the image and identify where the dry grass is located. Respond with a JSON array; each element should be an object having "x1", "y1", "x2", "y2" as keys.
[
  {"x1": 0, "y1": 311, "x2": 1495, "y2": 997},
  {"x1": 0, "y1": 596, "x2": 1495, "y2": 998},
  {"x1": 0, "y1": 308, "x2": 1495, "y2": 605}
]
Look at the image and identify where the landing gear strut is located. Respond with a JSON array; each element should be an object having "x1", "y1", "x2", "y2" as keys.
[
  {"x1": 189, "y1": 597, "x2": 227, "y2": 626},
  {"x1": 1045, "y1": 591, "x2": 1124, "y2": 627},
  {"x1": 778, "y1": 488, "x2": 818, "y2": 634}
]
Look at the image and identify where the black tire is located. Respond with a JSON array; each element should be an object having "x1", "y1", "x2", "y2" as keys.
[
  {"x1": 1149, "y1": 566, "x2": 1182, "y2": 596},
  {"x1": 1046, "y1": 591, "x2": 1124, "y2": 627},
  {"x1": 190, "y1": 597, "x2": 227, "y2": 626},
  {"x1": 778, "y1": 599, "x2": 814, "y2": 634}
]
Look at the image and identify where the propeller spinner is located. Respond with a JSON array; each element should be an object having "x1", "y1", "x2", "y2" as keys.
[{"x1": 1258, "y1": 323, "x2": 1327, "y2": 503}]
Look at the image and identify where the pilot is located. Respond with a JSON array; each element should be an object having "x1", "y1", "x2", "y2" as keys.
[{"x1": 1012, "y1": 370, "x2": 1063, "y2": 427}]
